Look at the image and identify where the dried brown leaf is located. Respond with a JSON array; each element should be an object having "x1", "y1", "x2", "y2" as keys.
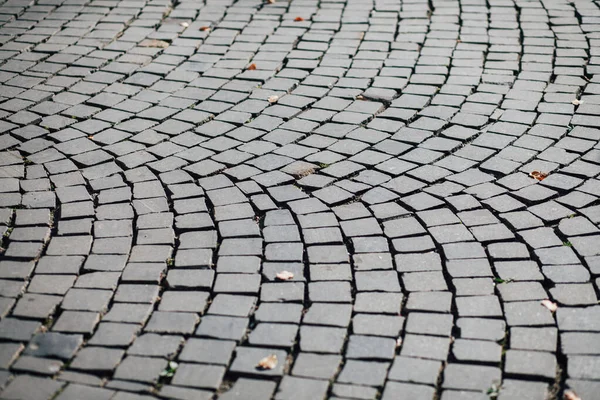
[
  {"x1": 541, "y1": 299, "x2": 558, "y2": 313},
  {"x1": 267, "y1": 0, "x2": 275, "y2": 3},
  {"x1": 276, "y1": 270, "x2": 294, "y2": 280},
  {"x1": 139, "y1": 39, "x2": 169, "y2": 48},
  {"x1": 564, "y1": 390, "x2": 581, "y2": 400},
  {"x1": 257, "y1": 354, "x2": 277, "y2": 370},
  {"x1": 294, "y1": 16, "x2": 304, "y2": 21},
  {"x1": 200, "y1": 26, "x2": 211, "y2": 31},
  {"x1": 529, "y1": 170, "x2": 549, "y2": 181},
  {"x1": 247, "y1": 63, "x2": 257, "y2": 71},
  {"x1": 356, "y1": 95, "x2": 365, "y2": 100}
]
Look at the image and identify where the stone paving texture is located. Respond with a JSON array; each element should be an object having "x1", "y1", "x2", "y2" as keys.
[{"x1": 0, "y1": 0, "x2": 598, "y2": 398}]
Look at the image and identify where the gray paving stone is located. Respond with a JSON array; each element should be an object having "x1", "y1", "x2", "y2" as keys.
[
  {"x1": 114, "y1": 356, "x2": 167, "y2": 383},
  {"x1": 452, "y1": 338, "x2": 502, "y2": 363},
  {"x1": 381, "y1": 382, "x2": 436, "y2": 400},
  {"x1": 172, "y1": 363, "x2": 225, "y2": 390},
  {"x1": 331, "y1": 383, "x2": 378, "y2": 400},
  {"x1": 70, "y1": 347, "x2": 124, "y2": 372},
  {"x1": 299, "y1": 326, "x2": 346, "y2": 354},
  {"x1": 54, "y1": 383, "x2": 114, "y2": 400},
  {"x1": 0, "y1": 3, "x2": 597, "y2": 395},
  {"x1": 337, "y1": 360, "x2": 390, "y2": 386},
  {"x1": 557, "y1": 306, "x2": 600, "y2": 332},
  {"x1": 505, "y1": 350, "x2": 557, "y2": 379},
  {"x1": 25, "y1": 333, "x2": 82, "y2": 360},
  {"x1": 196, "y1": 315, "x2": 248, "y2": 342},
  {"x1": 128, "y1": 333, "x2": 183, "y2": 359},
  {"x1": 145, "y1": 312, "x2": 199, "y2": 335},
  {"x1": 88, "y1": 322, "x2": 140, "y2": 347},
  {"x1": 346, "y1": 335, "x2": 396, "y2": 360},
  {"x1": 443, "y1": 364, "x2": 502, "y2": 391},
  {"x1": 52, "y1": 311, "x2": 100, "y2": 334},
  {"x1": 0, "y1": 375, "x2": 64, "y2": 400},
  {"x1": 505, "y1": 301, "x2": 556, "y2": 327},
  {"x1": 275, "y1": 376, "x2": 329, "y2": 400},
  {"x1": 219, "y1": 378, "x2": 276, "y2": 400},
  {"x1": 497, "y1": 380, "x2": 550, "y2": 400},
  {"x1": 401, "y1": 334, "x2": 451, "y2": 361},
  {"x1": 304, "y1": 303, "x2": 352, "y2": 327},
  {"x1": 406, "y1": 312, "x2": 453, "y2": 336}
]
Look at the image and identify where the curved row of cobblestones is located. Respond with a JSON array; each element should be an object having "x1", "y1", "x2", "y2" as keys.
[{"x1": 0, "y1": 0, "x2": 599, "y2": 399}]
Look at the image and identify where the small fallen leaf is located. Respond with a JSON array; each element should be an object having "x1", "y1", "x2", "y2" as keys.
[
  {"x1": 529, "y1": 170, "x2": 549, "y2": 181},
  {"x1": 564, "y1": 390, "x2": 581, "y2": 400},
  {"x1": 268, "y1": 95, "x2": 279, "y2": 103},
  {"x1": 572, "y1": 99, "x2": 583, "y2": 106},
  {"x1": 247, "y1": 63, "x2": 257, "y2": 70},
  {"x1": 88, "y1": 135, "x2": 94, "y2": 140},
  {"x1": 139, "y1": 39, "x2": 169, "y2": 48},
  {"x1": 541, "y1": 299, "x2": 558, "y2": 313},
  {"x1": 356, "y1": 95, "x2": 364, "y2": 100},
  {"x1": 267, "y1": 0, "x2": 275, "y2": 3},
  {"x1": 180, "y1": 22, "x2": 189, "y2": 27},
  {"x1": 396, "y1": 338, "x2": 403, "y2": 347},
  {"x1": 257, "y1": 354, "x2": 277, "y2": 370},
  {"x1": 200, "y1": 26, "x2": 211, "y2": 31},
  {"x1": 294, "y1": 16, "x2": 304, "y2": 21},
  {"x1": 276, "y1": 270, "x2": 294, "y2": 280}
]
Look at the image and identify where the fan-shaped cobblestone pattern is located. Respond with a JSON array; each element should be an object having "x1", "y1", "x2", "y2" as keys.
[{"x1": 0, "y1": 0, "x2": 599, "y2": 398}]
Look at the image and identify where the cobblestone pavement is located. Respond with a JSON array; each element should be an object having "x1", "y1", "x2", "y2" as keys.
[{"x1": 0, "y1": 0, "x2": 599, "y2": 398}]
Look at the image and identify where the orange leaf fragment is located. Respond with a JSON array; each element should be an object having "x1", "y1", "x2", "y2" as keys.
[
  {"x1": 276, "y1": 270, "x2": 294, "y2": 280},
  {"x1": 564, "y1": 390, "x2": 581, "y2": 400},
  {"x1": 294, "y1": 16, "x2": 304, "y2": 21},
  {"x1": 257, "y1": 354, "x2": 277, "y2": 370},
  {"x1": 247, "y1": 63, "x2": 257, "y2": 70},
  {"x1": 200, "y1": 26, "x2": 211, "y2": 31},
  {"x1": 529, "y1": 170, "x2": 549, "y2": 181},
  {"x1": 541, "y1": 299, "x2": 558, "y2": 313}
]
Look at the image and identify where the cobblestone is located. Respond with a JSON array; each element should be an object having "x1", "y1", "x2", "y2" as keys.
[{"x1": 0, "y1": 0, "x2": 598, "y2": 398}]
